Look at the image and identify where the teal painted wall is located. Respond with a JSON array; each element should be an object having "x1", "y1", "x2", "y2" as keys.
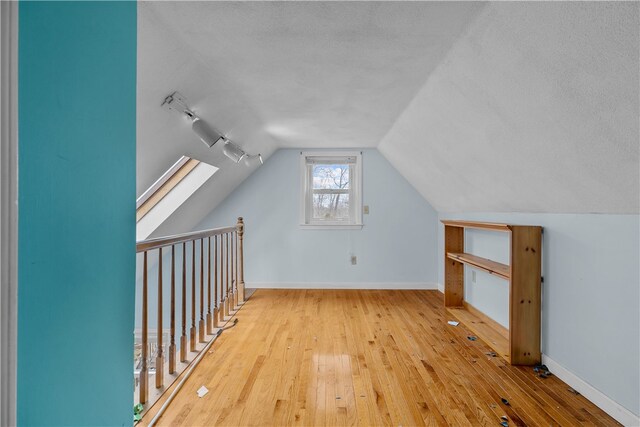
[{"x1": 18, "y1": 2, "x2": 136, "y2": 425}]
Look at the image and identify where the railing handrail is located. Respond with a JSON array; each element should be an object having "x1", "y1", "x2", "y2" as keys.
[
  {"x1": 135, "y1": 217, "x2": 246, "y2": 412},
  {"x1": 136, "y1": 225, "x2": 238, "y2": 253}
]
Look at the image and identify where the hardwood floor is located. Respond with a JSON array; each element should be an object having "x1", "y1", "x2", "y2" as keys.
[{"x1": 144, "y1": 289, "x2": 619, "y2": 426}]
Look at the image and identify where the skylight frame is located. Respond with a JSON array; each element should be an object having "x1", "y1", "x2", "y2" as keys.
[{"x1": 136, "y1": 156, "x2": 193, "y2": 209}]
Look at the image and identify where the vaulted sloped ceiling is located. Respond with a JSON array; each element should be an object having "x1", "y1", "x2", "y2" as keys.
[
  {"x1": 137, "y1": 2, "x2": 639, "y2": 236},
  {"x1": 378, "y1": 2, "x2": 639, "y2": 213},
  {"x1": 138, "y1": 1, "x2": 485, "y2": 235}
]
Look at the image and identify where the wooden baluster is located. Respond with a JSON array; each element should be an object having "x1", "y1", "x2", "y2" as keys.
[
  {"x1": 233, "y1": 232, "x2": 238, "y2": 309},
  {"x1": 206, "y1": 236, "x2": 212, "y2": 335},
  {"x1": 235, "y1": 232, "x2": 239, "y2": 308},
  {"x1": 225, "y1": 233, "x2": 230, "y2": 318},
  {"x1": 218, "y1": 234, "x2": 223, "y2": 324},
  {"x1": 237, "y1": 217, "x2": 245, "y2": 303},
  {"x1": 220, "y1": 233, "x2": 225, "y2": 321},
  {"x1": 156, "y1": 247, "x2": 164, "y2": 388},
  {"x1": 190, "y1": 240, "x2": 196, "y2": 351},
  {"x1": 199, "y1": 239, "x2": 205, "y2": 343},
  {"x1": 140, "y1": 251, "x2": 149, "y2": 404},
  {"x1": 220, "y1": 233, "x2": 225, "y2": 322},
  {"x1": 230, "y1": 231, "x2": 235, "y2": 311},
  {"x1": 180, "y1": 242, "x2": 187, "y2": 362},
  {"x1": 213, "y1": 235, "x2": 220, "y2": 327},
  {"x1": 169, "y1": 245, "x2": 176, "y2": 374},
  {"x1": 236, "y1": 232, "x2": 239, "y2": 308},
  {"x1": 234, "y1": 231, "x2": 238, "y2": 308}
]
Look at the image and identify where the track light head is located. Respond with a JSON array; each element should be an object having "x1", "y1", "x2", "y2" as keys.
[
  {"x1": 243, "y1": 154, "x2": 264, "y2": 167},
  {"x1": 191, "y1": 117, "x2": 225, "y2": 148},
  {"x1": 162, "y1": 91, "x2": 225, "y2": 148},
  {"x1": 222, "y1": 140, "x2": 247, "y2": 163}
]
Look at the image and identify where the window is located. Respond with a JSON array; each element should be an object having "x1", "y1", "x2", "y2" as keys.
[
  {"x1": 136, "y1": 156, "x2": 218, "y2": 240},
  {"x1": 300, "y1": 152, "x2": 362, "y2": 228}
]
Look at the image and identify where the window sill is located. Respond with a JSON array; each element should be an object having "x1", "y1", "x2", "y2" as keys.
[{"x1": 299, "y1": 223, "x2": 363, "y2": 230}]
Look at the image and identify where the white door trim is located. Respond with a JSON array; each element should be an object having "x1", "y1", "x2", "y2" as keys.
[{"x1": 1, "y1": 1, "x2": 18, "y2": 425}]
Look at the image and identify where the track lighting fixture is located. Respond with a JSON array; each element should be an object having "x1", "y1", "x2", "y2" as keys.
[
  {"x1": 162, "y1": 92, "x2": 225, "y2": 148},
  {"x1": 220, "y1": 140, "x2": 263, "y2": 166},
  {"x1": 243, "y1": 154, "x2": 264, "y2": 167},
  {"x1": 190, "y1": 117, "x2": 225, "y2": 148},
  {"x1": 162, "y1": 91, "x2": 263, "y2": 166},
  {"x1": 222, "y1": 139, "x2": 246, "y2": 163}
]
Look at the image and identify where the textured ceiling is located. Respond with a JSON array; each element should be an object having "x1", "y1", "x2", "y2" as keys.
[
  {"x1": 138, "y1": 1, "x2": 639, "y2": 237},
  {"x1": 379, "y1": 2, "x2": 639, "y2": 213},
  {"x1": 138, "y1": 1, "x2": 485, "y2": 235}
]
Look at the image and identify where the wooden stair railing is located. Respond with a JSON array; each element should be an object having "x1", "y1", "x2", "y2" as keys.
[{"x1": 135, "y1": 218, "x2": 246, "y2": 408}]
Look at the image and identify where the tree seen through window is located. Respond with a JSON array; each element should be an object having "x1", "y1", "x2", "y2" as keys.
[{"x1": 312, "y1": 164, "x2": 350, "y2": 220}]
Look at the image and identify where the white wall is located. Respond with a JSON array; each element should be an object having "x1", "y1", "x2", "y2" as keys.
[
  {"x1": 196, "y1": 149, "x2": 439, "y2": 287},
  {"x1": 438, "y1": 212, "x2": 640, "y2": 419}
]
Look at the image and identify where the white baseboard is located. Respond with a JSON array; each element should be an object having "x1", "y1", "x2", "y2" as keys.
[
  {"x1": 542, "y1": 354, "x2": 639, "y2": 426},
  {"x1": 437, "y1": 283, "x2": 444, "y2": 293},
  {"x1": 247, "y1": 282, "x2": 439, "y2": 290}
]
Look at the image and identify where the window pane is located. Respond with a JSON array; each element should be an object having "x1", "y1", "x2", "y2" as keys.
[
  {"x1": 312, "y1": 164, "x2": 350, "y2": 190},
  {"x1": 312, "y1": 193, "x2": 350, "y2": 220}
]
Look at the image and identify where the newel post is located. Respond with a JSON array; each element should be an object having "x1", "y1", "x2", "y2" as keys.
[{"x1": 237, "y1": 217, "x2": 245, "y2": 303}]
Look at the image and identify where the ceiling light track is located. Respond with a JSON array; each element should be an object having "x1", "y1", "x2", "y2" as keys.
[{"x1": 162, "y1": 91, "x2": 263, "y2": 167}]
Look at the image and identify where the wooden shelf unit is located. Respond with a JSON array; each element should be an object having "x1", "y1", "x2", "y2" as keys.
[{"x1": 442, "y1": 220, "x2": 542, "y2": 365}]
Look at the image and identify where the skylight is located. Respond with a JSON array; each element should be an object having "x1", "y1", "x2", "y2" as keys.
[{"x1": 136, "y1": 156, "x2": 218, "y2": 240}]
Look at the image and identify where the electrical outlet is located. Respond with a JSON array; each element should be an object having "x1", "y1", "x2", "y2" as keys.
[
  {"x1": 351, "y1": 255, "x2": 357, "y2": 265},
  {"x1": 472, "y1": 270, "x2": 476, "y2": 283},
  {"x1": 363, "y1": 205, "x2": 370, "y2": 214}
]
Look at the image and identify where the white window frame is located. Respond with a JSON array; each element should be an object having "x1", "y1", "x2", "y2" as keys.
[{"x1": 299, "y1": 151, "x2": 363, "y2": 229}]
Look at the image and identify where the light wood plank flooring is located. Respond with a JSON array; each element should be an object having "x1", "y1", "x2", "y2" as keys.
[{"x1": 143, "y1": 289, "x2": 619, "y2": 426}]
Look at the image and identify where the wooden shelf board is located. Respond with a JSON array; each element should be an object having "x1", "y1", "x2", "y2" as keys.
[
  {"x1": 447, "y1": 306, "x2": 510, "y2": 362},
  {"x1": 447, "y1": 252, "x2": 510, "y2": 280},
  {"x1": 441, "y1": 220, "x2": 512, "y2": 232}
]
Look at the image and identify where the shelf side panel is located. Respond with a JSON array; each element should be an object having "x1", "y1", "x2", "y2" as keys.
[
  {"x1": 509, "y1": 226, "x2": 542, "y2": 365},
  {"x1": 444, "y1": 225, "x2": 464, "y2": 307}
]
